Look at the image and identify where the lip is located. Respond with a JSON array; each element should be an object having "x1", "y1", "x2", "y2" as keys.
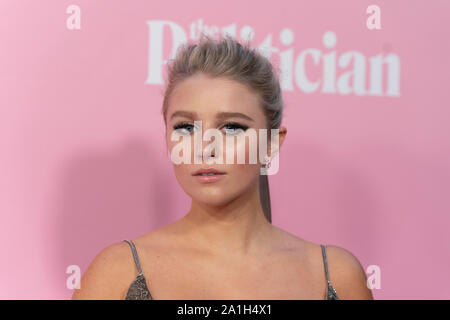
[
  {"x1": 192, "y1": 168, "x2": 226, "y2": 176},
  {"x1": 192, "y1": 168, "x2": 226, "y2": 183}
]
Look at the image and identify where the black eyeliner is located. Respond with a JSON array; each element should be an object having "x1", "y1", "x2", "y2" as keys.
[{"x1": 172, "y1": 121, "x2": 249, "y2": 133}]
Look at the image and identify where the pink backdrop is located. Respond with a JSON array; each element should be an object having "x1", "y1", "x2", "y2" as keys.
[{"x1": 1, "y1": 0, "x2": 449, "y2": 299}]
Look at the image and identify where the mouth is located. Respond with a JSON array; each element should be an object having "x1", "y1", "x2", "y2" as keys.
[
  {"x1": 192, "y1": 168, "x2": 226, "y2": 183},
  {"x1": 192, "y1": 168, "x2": 226, "y2": 176}
]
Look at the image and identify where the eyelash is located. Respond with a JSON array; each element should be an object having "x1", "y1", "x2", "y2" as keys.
[{"x1": 172, "y1": 121, "x2": 249, "y2": 135}]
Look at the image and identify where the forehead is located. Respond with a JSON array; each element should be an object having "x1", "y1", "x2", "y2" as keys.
[{"x1": 167, "y1": 74, "x2": 264, "y2": 120}]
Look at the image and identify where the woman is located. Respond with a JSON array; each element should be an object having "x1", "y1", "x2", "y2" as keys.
[{"x1": 72, "y1": 34, "x2": 373, "y2": 300}]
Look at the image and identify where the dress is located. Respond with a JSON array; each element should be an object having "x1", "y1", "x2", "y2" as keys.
[{"x1": 122, "y1": 239, "x2": 339, "y2": 300}]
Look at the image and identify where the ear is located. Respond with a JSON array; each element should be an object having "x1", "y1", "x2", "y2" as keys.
[{"x1": 268, "y1": 126, "x2": 287, "y2": 158}]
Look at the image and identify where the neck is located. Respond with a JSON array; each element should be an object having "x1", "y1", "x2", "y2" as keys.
[{"x1": 181, "y1": 184, "x2": 273, "y2": 258}]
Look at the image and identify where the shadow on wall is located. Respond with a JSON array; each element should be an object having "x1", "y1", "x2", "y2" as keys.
[
  {"x1": 276, "y1": 135, "x2": 378, "y2": 254},
  {"x1": 272, "y1": 135, "x2": 380, "y2": 292},
  {"x1": 282, "y1": 135, "x2": 450, "y2": 298},
  {"x1": 50, "y1": 137, "x2": 183, "y2": 299}
]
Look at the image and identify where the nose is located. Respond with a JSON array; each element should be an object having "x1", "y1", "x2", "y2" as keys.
[
  {"x1": 194, "y1": 133, "x2": 219, "y2": 164},
  {"x1": 193, "y1": 122, "x2": 224, "y2": 165}
]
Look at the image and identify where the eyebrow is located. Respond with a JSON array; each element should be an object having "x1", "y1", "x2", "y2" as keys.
[{"x1": 169, "y1": 111, "x2": 254, "y2": 122}]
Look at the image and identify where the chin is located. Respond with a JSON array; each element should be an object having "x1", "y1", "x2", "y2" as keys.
[{"x1": 188, "y1": 189, "x2": 240, "y2": 206}]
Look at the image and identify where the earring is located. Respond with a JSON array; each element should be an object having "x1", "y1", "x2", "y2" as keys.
[{"x1": 263, "y1": 156, "x2": 271, "y2": 168}]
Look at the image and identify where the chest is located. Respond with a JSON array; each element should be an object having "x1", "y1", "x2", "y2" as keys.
[{"x1": 139, "y1": 249, "x2": 326, "y2": 300}]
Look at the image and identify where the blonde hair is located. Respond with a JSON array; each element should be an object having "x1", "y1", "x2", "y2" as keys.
[{"x1": 161, "y1": 33, "x2": 284, "y2": 223}]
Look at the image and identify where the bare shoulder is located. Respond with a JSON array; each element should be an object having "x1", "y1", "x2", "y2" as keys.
[
  {"x1": 71, "y1": 240, "x2": 137, "y2": 300},
  {"x1": 324, "y1": 244, "x2": 374, "y2": 300},
  {"x1": 134, "y1": 218, "x2": 191, "y2": 251},
  {"x1": 269, "y1": 225, "x2": 318, "y2": 254},
  {"x1": 269, "y1": 226, "x2": 373, "y2": 299}
]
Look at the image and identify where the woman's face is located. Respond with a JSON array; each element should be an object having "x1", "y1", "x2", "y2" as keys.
[{"x1": 165, "y1": 73, "x2": 285, "y2": 206}]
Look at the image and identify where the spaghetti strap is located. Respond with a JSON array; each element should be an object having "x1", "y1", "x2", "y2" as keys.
[
  {"x1": 321, "y1": 244, "x2": 340, "y2": 300},
  {"x1": 123, "y1": 239, "x2": 144, "y2": 276},
  {"x1": 320, "y1": 244, "x2": 331, "y2": 284}
]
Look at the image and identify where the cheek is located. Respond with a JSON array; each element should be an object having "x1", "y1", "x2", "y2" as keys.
[
  {"x1": 167, "y1": 133, "x2": 196, "y2": 164},
  {"x1": 223, "y1": 132, "x2": 264, "y2": 165},
  {"x1": 173, "y1": 164, "x2": 189, "y2": 180},
  {"x1": 167, "y1": 129, "x2": 268, "y2": 166},
  {"x1": 169, "y1": 145, "x2": 261, "y2": 205}
]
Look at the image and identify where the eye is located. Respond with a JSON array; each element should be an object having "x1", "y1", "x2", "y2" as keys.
[
  {"x1": 222, "y1": 122, "x2": 249, "y2": 135},
  {"x1": 173, "y1": 121, "x2": 196, "y2": 135}
]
